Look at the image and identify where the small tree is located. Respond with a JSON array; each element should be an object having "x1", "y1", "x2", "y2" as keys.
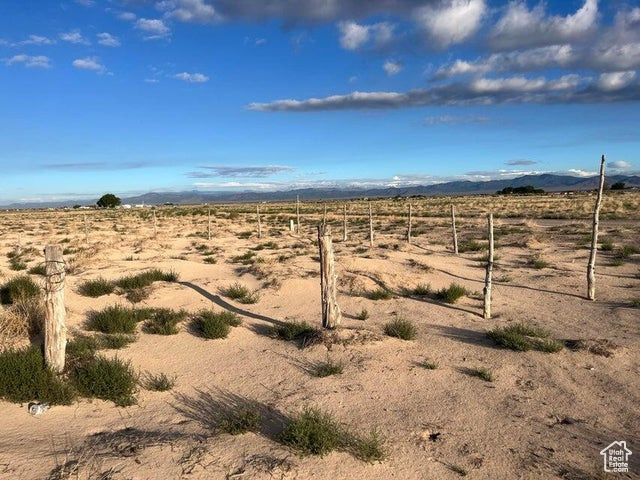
[
  {"x1": 611, "y1": 181, "x2": 625, "y2": 190},
  {"x1": 96, "y1": 194, "x2": 121, "y2": 208}
]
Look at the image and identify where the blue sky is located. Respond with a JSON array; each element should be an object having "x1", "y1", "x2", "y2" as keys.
[{"x1": 1, "y1": 0, "x2": 639, "y2": 204}]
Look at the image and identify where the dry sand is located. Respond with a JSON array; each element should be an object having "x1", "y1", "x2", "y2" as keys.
[{"x1": 0, "y1": 201, "x2": 638, "y2": 479}]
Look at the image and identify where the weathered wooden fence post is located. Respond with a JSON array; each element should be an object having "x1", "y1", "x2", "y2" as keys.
[
  {"x1": 207, "y1": 208, "x2": 212, "y2": 241},
  {"x1": 44, "y1": 245, "x2": 66, "y2": 373},
  {"x1": 368, "y1": 202, "x2": 374, "y2": 247},
  {"x1": 318, "y1": 225, "x2": 341, "y2": 329},
  {"x1": 290, "y1": 219, "x2": 295, "y2": 232},
  {"x1": 451, "y1": 204, "x2": 458, "y2": 255},
  {"x1": 587, "y1": 155, "x2": 606, "y2": 300},
  {"x1": 322, "y1": 204, "x2": 327, "y2": 226},
  {"x1": 296, "y1": 195, "x2": 301, "y2": 235},
  {"x1": 407, "y1": 203, "x2": 413, "y2": 244},
  {"x1": 342, "y1": 204, "x2": 348, "y2": 242},
  {"x1": 483, "y1": 213, "x2": 494, "y2": 319},
  {"x1": 257, "y1": 204, "x2": 262, "y2": 239},
  {"x1": 83, "y1": 214, "x2": 89, "y2": 245}
]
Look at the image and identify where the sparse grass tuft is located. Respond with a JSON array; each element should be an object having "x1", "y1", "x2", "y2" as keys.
[
  {"x1": 458, "y1": 240, "x2": 484, "y2": 253},
  {"x1": 70, "y1": 354, "x2": 137, "y2": 406},
  {"x1": 356, "y1": 308, "x2": 369, "y2": 320},
  {"x1": 0, "y1": 276, "x2": 41, "y2": 305},
  {"x1": 418, "y1": 360, "x2": 438, "y2": 370},
  {"x1": 527, "y1": 255, "x2": 549, "y2": 269},
  {"x1": 313, "y1": 359, "x2": 344, "y2": 377},
  {"x1": 349, "y1": 429, "x2": 386, "y2": 463},
  {"x1": 139, "y1": 372, "x2": 176, "y2": 392},
  {"x1": 78, "y1": 277, "x2": 115, "y2": 297},
  {"x1": 143, "y1": 308, "x2": 188, "y2": 335},
  {"x1": 435, "y1": 283, "x2": 469, "y2": 304},
  {"x1": 27, "y1": 264, "x2": 46, "y2": 276},
  {"x1": 271, "y1": 321, "x2": 318, "y2": 342},
  {"x1": 279, "y1": 407, "x2": 344, "y2": 456},
  {"x1": 488, "y1": 323, "x2": 563, "y2": 353},
  {"x1": 191, "y1": 310, "x2": 235, "y2": 339},
  {"x1": 365, "y1": 287, "x2": 393, "y2": 300},
  {"x1": 219, "y1": 406, "x2": 262, "y2": 435},
  {"x1": 384, "y1": 318, "x2": 417, "y2": 340},
  {"x1": 220, "y1": 282, "x2": 259, "y2": 304},
  {"x1": 86, "y1": 305, "x2": 152, "y2": 334},
  {"x1": 467, "y1": 366, "x2": 493, "y2": 382},
  {"x1": 115, "y1": 269, "x2": 179, "y2": 290},
  {"x1": 408, "y1": 283, "x2": 431, "y2": 296}
]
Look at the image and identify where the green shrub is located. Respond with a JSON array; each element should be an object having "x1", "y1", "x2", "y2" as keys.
[
  {"x1": 365, "y1": 287, "x2": 392, "y2": 300},
  {"x1": 279, "y1": 407, "x2": 344, "y2": 456},
  {"x1": 71, "y1": 355, "x2": 137, "y2": 406},
  {"x1": 78, "y1": 277, "x2": 115, "y2": 297},
  {"x1": 0, "y1": 346, "x2": 76, "y2": 404},
  {"x1": 86, "y1": 305, "x2": 149, "y2": 334},
  {"x1": 384, "y1": 318, "x2": 417, "y2": 340},
  {"x1": 140, "y1": 372, "x2": 175, "y2": 392},
  {"x1": 272, "y1": 321, "x2": 317, "y2": 341},
  {"x1": 9, "y1": 258, "x2": 27, "y2": 271},
  {"x1": 350, "y1": 429, "x2": 386, "y2": 463},
  {"x1": 192, "y1": 311, "x2": 232, "y2": 339},
  {"x1": 600, "y1": 238, "x2": 614, "y2": 251},
  {"x1": 527, "y1": 255, "x2": 549, "y2": 269},
  {"x1": 356, "y1": 308, "x2": 369, "y2": 320},
  {"x1": 0, "y1": 276, "x2": 41, "y2": 305},
  {"x1": 313, "y1": 359, "x2": 344, "y2": 377},
  {"x1": 409, "y1": 283, "x2": 431, "y2": 296},
  {"x1": 115, "y1": 269, "x2": 178, "y2": 290},
  {"x1": 203, "y1": 256, "x2": 217, "y2": 264},
  {"x1": 458, "y1": 240, "x2": 484, "y2": 253},
  {"x1": 487, "y1": 323, "x2": 563, "y2": 353},
  {"x1": 219, "y1": 406, "x2": 262, "y2": 435},
  {"x1": 418, "y1": 360, "x2": 438, "y2": 370},
  {"x1": 436, "y1": 283, "x2": 469, "y2": 304},
  {"x1": 231, "y1": 251, "x2": 257, "y2": 265},
  {"x1": 27, "y1": 264, "x2": 46, "y2": 276},
  {"x1": 220, "y1": 282, "x2": 259, "y2": 304},
  {"x1": 143, "y1": 308, "x2": 187, "y2": 335}
]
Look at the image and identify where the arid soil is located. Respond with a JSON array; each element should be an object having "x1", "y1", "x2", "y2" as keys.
[{"x1": 0, "y1": 194, "x2": 638, "y2": 479}]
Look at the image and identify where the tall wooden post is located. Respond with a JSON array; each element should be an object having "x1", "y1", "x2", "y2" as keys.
[
  {"x1": 44, "y1": 246, "x2": 66, "y2": 373},
  {"x1": 587, "y1": 155, "x2": 606, "y2": 300},
  {"x1": 257, "y1": 204, "x2": 262, "y2": 239},
  {"x1": 342, "y1": 204, "x2": 348, "y2": 242},
  {"x1": 322, "y1": 204, "x2": 327, "y2": 226},
  {"x1": 318, "y1": 225, "x2": 341, "y2": 329},
  {"x1": 368, "y1": 202, "x2": 374, "y2": 247},
  {"x1": 83, "y1": 214, "x2": 89, "y2": 245},
  {"x1": 296, "y1": 195, "x2": 301, "y2": 235},
  {"x1": 483, "y1": 214, "x2": 494, "y2": 319},
  {"x1": 407, "y1": 203, "x2": 413, "y2": 244},
  {"x1": 207, "y1": 208, "x2": 212, "y2": 241},
  {"x1": 153, "y1": 209, "x2": 158, "y2": 237},
  {"x1": 451, "y1": 204, "x2": 458, "y2": 255}
]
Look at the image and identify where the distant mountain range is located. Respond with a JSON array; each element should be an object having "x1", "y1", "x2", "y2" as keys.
[{"x1": 3, "y1": 173, "x2": 639, "y2": 209}]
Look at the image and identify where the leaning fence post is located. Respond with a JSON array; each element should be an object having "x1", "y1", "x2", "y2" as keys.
[
  {"x1": 44, "y1": 245, "x2": 66, "y2": 374},
  {"x1": 407, "y1": 203, "x2": 413, "y2": 244},
  {"x1": 587, "y1": 155, "x2": 606, "y2": 300},
  {"x1": 368, "y1": 202, "x2": 374, "y2": 247},
  {"x1": 451, "y1": 204, "x2": 458, "y2": 255},
  {"x1": 318, "y1": 225, "x2": 341, "y2": 329},
  {"x1": 483, "y1": 213, "x2": 494, "y2": 319}
]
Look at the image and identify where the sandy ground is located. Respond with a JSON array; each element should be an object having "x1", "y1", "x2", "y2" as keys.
[{"x1": 0, "y1": 202, "x2": 638, "y2": 480}]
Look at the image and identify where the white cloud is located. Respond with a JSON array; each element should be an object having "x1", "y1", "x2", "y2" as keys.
[
  {"x1": 414, "y1": 0, "x2": 486, "y2": 48},
  {"x1": 423, "y1": 114, "x2": 489, "y2": 125},
  {"x1": 337, "y1": 21, "x2": 394, "y2": 51},
  {"x1": 75, "y1": 0, "x2": 95, "y2": 6},
  {"x1": 5, "y1": 54, "x2": 51, "y2": 68},
  {"x1": 383, "y1": 60, "x2": 402, "y2": 76},
  {"x1": 18, "y1": 35, "x2": 54, "y2": 46},
  {"x1": 60, "y1": 30, "x2": 90, "y2": 45},
  {"x1": 597, "y1": 71, "x2": 636, "y2": 91},
  {"x1": 72, "y1": 56, "x2": 106, "y2": 73},
  {"x1": 489, "y1": 0, "x2": 598, "y2": 51},
  {"x1": 610, "y1": 160, "x2": 632, "y2": 169},
  {"x1": 173, "y1": 72, "x2": 209, "y2": 83},
  {"x1": 97, "y1": 32, "x2": 120, "y2": 47},
  {"x1": 161, "y1": 0, "x2": 220, "y2": 23},
  {"x1": 145, "y1": 78, "x2": 160, "y2": 83},
  {"x1": 135, "y1": 18, "x2": 171, "y2": 40},
  {"x1": 566, "y1": 168, "x2": 597, "y2": 177},
  {"x1": 117, "y1": 11, "x2": 136, "y2": 21}
]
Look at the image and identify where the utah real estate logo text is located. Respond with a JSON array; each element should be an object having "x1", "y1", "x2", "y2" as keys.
[{"x1": 600, "y1": 441, "x2": 631, "y2": 473}]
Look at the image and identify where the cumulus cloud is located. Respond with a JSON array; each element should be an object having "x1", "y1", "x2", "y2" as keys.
[
  {"x1": 609, "y1": 160, "x2": 631, "y2": 169},
  {"x1": 5, "y1": 54, "x2": 51, "y2": 68},
  {"x1": 337, "y1": 21, "x2": 394, "y2": 51},
  {"x1": 383, "y1": 60, "x2": 402, "y2": 76},
  {"x1": 17, "y1": 35, "x2": 54, "y2": 46},
  {"x1": 60, "y1": 30, "x2": 90, "y2": 45},
  {"x1": 72, "y1": 56, "x2": 106, "y2": 73},
  {"x1": 135, "y1": 18, "x2": 171, "y2": 39},
  {"x1": 414, "y1": 0, "x2": 486, "y2": 48},
  {"x1": 97, "y1": 32, "x2": 121, "y2": 47},
  {"x1": 173, "y1": 72, "x2": 209, "y2": 82},
  {"x1": 159, "y1": 0, "x2": 220, "y2": 23},
  {"x1": 597, "y1": 71, "x2": 636, "y2": 91},
  {"x1": 187, "y1": 165, "x2": 296, "y2": 178},
  {"x1": 247, "y1": 74, "x2": 640, "y2": 112},
  {"x1": 423, "y1": 114, "x2": 489, "y2": 125},
  {"x1": 117, "y1": 11, "x2": 137, "y2": 21},
  {"x1": 489, "y1": 0, "x2": 598, "y2": 51}
]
